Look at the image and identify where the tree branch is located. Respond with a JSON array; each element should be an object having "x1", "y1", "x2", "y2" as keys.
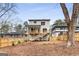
[
  {"x1": 60, "y1": 3, "x2": 70, "y2": 23},
  {"x1": 71, "y1": 3, "x2": 79, "y2": 24},
  {"x1": 0, "y1": 4, "x2": 14, "y2": 18}
]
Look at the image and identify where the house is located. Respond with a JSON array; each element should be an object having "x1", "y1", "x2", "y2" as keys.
[
  {"x1": 51, "y1": 24, "x2": 79, "y2": 41},
  {"x1": 27, "y1": 19, "x2": 50, "y2": 35},
  {"x1": 51, "y1": 24, "x2": 79, "y2": 37},
  {"x1": 51, "y1": 17, "x2": 79, "y2": 37}
]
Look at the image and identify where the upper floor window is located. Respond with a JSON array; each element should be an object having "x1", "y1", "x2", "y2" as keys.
[
  {"x1": 41, "y1": 22, "x2": 45, "y2": 25},
  {"x1": 34, "y1": 21, "x2": 36, "y2": 23}
]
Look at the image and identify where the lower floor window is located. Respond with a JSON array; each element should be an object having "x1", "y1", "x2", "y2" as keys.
[{"x1": 43, "y1": 28, "x2": 47, "y2": 33}]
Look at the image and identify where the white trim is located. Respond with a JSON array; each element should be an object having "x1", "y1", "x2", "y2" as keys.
[{"x1": 53, "y1": 30, "x2": 79, "y2": 32}]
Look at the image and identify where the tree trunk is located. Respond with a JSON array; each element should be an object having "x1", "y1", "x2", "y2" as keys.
[
  {"x1": 67, "y1": 22, "x2": 75, "y2": 47},
  {"x1": 60, "y1": 3, "x2": 79, "y2": 47}
]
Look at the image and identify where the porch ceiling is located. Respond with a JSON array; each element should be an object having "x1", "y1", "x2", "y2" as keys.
[{"x1": 28, "y1": 25, "x2": 41, "y2": 28}]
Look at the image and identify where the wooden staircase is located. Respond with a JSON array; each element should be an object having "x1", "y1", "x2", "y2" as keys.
[{"x1": 28, "y1": 33, "x2": 50, "y2": 41}]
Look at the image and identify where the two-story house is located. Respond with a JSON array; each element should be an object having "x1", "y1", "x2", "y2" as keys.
[{"x1": 27, "y1": 19, "x2": 50, "y2": 35}]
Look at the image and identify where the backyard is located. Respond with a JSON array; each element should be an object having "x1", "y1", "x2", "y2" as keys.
[{"x1": 0, "y1": 40, "x2": 79, "y2": 56}]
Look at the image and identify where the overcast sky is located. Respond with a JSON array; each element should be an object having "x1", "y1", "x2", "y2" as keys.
[{"x1": 15, "y1": 3, "x2": 73, "y2": 25}]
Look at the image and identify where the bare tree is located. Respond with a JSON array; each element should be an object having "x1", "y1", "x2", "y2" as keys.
[
  {"x1": 0, "y1": 23, "x2": 10, "y2": 33},
  {"x1": 0, "y1": 3, "x2": 16, "y2": 33},
  {"x1": 14, "y1": 24, "x2": 23, "y2": 33},
  {"x1": 60, "y1": 3, "x2": 79, "y2": 47},
  {"x1": 0, "y1": 3, "x2": 16, "y2": 18},
  {"x1": 23, "y1": 21, "x2": 28, "y2": 33}
]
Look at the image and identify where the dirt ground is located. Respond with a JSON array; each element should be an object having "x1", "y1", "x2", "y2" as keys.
[{"x1": 0, "y1": 40, "x2": 79, "y2": 56}]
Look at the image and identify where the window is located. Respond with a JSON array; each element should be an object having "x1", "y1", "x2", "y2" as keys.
[
  {"x1": 34, "y1": 21, "x2": 36, "y2": 23},
  {"x1": 56, "y1": 28, "x2": 60, "y2": 30},
  {"x1": 41, "y1": 22, "x2": 45, "y2": 25},
  {"x1": 43, "y1": 28, "x2": 47, "y2": 33},
  {"x1": 76, "y1": 28, "x2": 79, "y2": 30}
]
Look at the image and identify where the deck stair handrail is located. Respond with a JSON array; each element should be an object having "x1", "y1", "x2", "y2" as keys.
[{"x1": 34, "y1": 33, "x2": 50, "y2": 41}]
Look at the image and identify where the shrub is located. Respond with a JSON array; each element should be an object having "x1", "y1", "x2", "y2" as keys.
[{"x1": 12, "y1": 42, "x2": 14, "y2": 46}]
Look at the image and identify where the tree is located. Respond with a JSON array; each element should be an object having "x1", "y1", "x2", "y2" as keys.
[
  {"x1": 54, "y1": 19, "x2": 66, "y2": 26},
  {"x1": 0, "y1": 20, "x2": 12, "y2": 33},
  {"x1": 0, "y1": 3, "x2": 16, "y2": 33},
  {"x1": 0, "y1": 23, "x2": 10, "y2": 33},
  {"x1": 14, "y1": 24, "x2": 22, "y2": 33},
  {"x1": 0, "y1": 3, "x2": 16, "y2": 19},
  {"x1": 23, "y1": 21, "x2": 28, "y2": 33},
  {"x1": 60, "y1": 3, "x2": 79, "y2": 47},
  {"x1": 24, "y1": 21, "x2": 28, "y2": 27}
]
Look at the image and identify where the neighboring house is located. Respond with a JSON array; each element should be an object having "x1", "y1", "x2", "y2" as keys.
[
  {"x1": 52, "y1": 24, "x2": 79, "y2": 37},
  {"x1": 27, "y1": 19, "x2": 50, "y2": 35}
]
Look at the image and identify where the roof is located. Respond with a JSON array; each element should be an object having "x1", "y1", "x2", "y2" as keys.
[
  {"x1": 28, "y1": 19, "x2": 50, "y2": 21},
  {"x1": 52, "y1": 24, "x2": 79, "y2": 28},
  {"x1": 52, "y1": 25, "x2": 79, "y2": 32}
]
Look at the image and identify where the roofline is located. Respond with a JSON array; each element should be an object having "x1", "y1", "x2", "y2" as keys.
[
  {"x1": 52, "y1": 25, "x2": 79, "y2": 31},
  {"x1": 28, "y1": 25, "x2": 41, "y2": 26},
  {"x1": 28, "y1": 19, "x2": 50, "y2": 21}
]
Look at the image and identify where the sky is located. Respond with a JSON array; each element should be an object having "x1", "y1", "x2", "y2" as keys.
[{"x1": 15, "y1": 3, "x2": 73, "y2": 25}]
